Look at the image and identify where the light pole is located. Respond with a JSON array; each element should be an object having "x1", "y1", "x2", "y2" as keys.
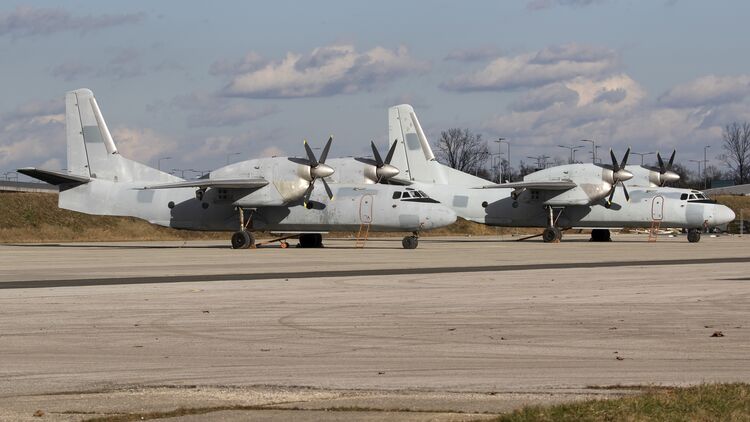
[
  {"x1": 495, "y1": 138, "x2": 510, "y2": 180},
  {"x1": 631, "y1": 151, "x2": 655, "y2": 166},
  {"x1": 527, "y1": 155, "x2": 550, "y2": 170},
  {"x1": 703, "y1": 145, "x2": 711, "y2": 189},
  {"x1": 689, "y1": 159, "x2": 701, "y2": 187},
  {"x1": 558, "y1": 144, "x2": 583, "y2": 164},
  {"x1": 226, "y1": 152, "x2": 241, "y2": 165},
  {"x1": 157, "y1": 157, "x2": 172, "y2": 172},
  {"x1": 580, "y1": 139, "x2": 596, "y2": 163}
]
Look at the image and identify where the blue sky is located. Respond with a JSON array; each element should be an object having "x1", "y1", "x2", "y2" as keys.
[{"x1": 2, "y1": 0, "x2": 750, "y2": 178}]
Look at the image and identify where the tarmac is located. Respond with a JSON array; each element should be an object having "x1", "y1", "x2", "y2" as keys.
[{"x1": 1, "y1": 233, "x2": 749, "y2": 421}]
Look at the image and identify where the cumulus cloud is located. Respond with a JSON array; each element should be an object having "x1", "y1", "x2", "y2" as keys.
[
  {"x1": 111, "y1": 127, "x2": 177, "y2": 164},
  {"x1": 657, "y1": 74, "x2": 750, "y2": 108},
  {"x1": 0, "y1": 6, "x2": 144, "y2": 38},
  {"x1": 442, "y1": 43, "x2": 618, "y2": 92},
  {"x1": 0, "y1": 99, "x2": 65, "y2": 169},
  {"x1": 171, "y1": 93, "x2": 279, "y2": 127},
  {"x1": 220, "y1": 44, "x2": 429, "y2": 98},
  {"x1": 509, "y1": 83, "x2": 579, "y2": 112}
]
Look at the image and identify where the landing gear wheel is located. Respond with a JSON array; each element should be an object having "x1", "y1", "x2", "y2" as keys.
[
  {"x1": 231, "y1": 231, "x2": 254, "y2": 249},
  {"x1": 590, "y1": 229, "x2": 612, "y2": 242},
  {"x1": 402, "y1": 235, "x2": 419, "y2": 249},
  {"x1": 687, "y1": 229, "x2": 701, "y2": 243},
  {"x1": 542, "y1": 227, "x2": 562, "y2": 243},
  {"x1": 299, "y1": 233, "x2": 324, "y2": 248}
]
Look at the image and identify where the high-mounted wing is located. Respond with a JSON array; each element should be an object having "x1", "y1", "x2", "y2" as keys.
[
  {"x1": 478, "y1": 180, "x2": 577, "y2": 190},
  {"x1": 140, "y1": 178, "x2": 268, "y2": 190},
  {"x1": 17, "y1": 167, "x2": 91, "y2": 186}
]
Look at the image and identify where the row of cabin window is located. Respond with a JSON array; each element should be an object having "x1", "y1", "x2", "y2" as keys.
[{"x1": 392, "y1": 190, "x2": 429, "y2": 199}]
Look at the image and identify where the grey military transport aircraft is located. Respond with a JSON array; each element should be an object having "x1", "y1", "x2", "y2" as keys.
[
  {"x1": 18, "y1": 89, "x2": 456, "y2": 249},
  {"x1": 379, "y1": 104, "x2": 735, "y2": 243}
]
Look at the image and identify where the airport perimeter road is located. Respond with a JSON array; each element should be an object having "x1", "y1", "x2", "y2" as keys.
[{"x1": 0, "y1": 235, "x2": 749, "y2": 420}]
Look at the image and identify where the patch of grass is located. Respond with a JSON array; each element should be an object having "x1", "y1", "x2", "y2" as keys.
[{"x1": 492, "y1": 383, "x2": 750, "y2": 422}]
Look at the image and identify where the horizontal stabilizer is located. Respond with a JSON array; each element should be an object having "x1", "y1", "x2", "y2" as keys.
[
  {"x1": 139, "y1": 178, "x2": 269, "y2": 190},
  {"x1": 479, "y1": 180, "x2": 577, "y2": 190},
  {"x1": 17, "y1": 167, "x2": 91, "y2": 186}
]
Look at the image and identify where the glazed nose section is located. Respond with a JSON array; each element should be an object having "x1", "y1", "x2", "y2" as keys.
[
  {"x1": 423, "y1": 206, "x2": 457, "y2": 229},
  {"x1": 711, "y1": 205, "x2": 736, "y2": 225}
]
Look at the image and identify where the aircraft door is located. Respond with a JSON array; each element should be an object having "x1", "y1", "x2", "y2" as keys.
[
  {"x1": 360, "y1": 194, "x2": 373, "y2": 223},
  {"x1": 651, "y1": 196, "x2": 664, "y2": 220}
]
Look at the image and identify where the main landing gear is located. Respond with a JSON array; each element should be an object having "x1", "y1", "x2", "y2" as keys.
[
  {"x1": 231, "y1": 207, "x2": 256, "y2": 249},
  {"x1": 542, "y1": 206, "x2": 564, "y2": 243},
  {"x1": 402, "y1": 232, "x2": 419, "y2": 249},
  {"x1": 590, "y1": 229, "x2": 612, "y2": 242},
  {"x1": 298, "y1": 233, "x2": 324, "y2": 248},
  {"x1": 687, "y1": 228, "x2": 701, "y2": 243}
]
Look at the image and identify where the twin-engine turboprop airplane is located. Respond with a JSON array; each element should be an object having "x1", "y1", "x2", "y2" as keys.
[
  {"x1": 381, "y1": 104, "x2": 735, "y2": 243},
  {"x1": 18, "y1": 89, "x2": 456, "y2": 249}
]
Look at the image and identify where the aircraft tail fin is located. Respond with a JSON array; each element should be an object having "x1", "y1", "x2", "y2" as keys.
[
  {"x1": 388, "y1": 104, "x2": 446, "y2": 184},
  {"x1": 65, "y1": 88, "x2": 167, "y2": 182}
]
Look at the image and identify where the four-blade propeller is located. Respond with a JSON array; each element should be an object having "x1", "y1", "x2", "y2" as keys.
[
  {"x1": 655, "y1": 149, "x2": 680, "y2": 186},
  {"x1": 370, "y1": 140, "x2": 400, "y2": 182},
  {"x1": 301, "y1": 136, "x2": 335, "y2": 205},
  {"x1": 606, "y1": 147, "x2": 633, "y2": 205}
]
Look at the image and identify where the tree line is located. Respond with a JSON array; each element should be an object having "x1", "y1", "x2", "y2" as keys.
[{"x1": 435, "y1": 121, "x2": 750, "y2": 187}]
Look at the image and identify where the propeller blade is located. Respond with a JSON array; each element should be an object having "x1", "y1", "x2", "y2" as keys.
[
  {"x1": 607, "y1": 186, "x2": 616, "y2": 204},
  {"x1": 371, "y1": 140, "x2": 384, "y2": 167},
  {"x1": 302, "y1": 181, "x2": 315, "y2": 205},
  {"x1": 610, "y1": 149, "x2": 620, "y2": 172},
  {"x1": 384, "y1": 139, "x2": 398, "y2": 164},
  {"x1": 657, "y1": 152, "x2": 665, "y2": 172},
  {"x1": 303, "y1": 140, "x2": 318, "y2": 167},
  {"x1": 621, "y1": 147, "x2": 631, "y2": 168},
  {"x1": 319, "y1": 136, "x2": 333, "y2": 163},
  {"x1": 667, "y1": 149, "x2": 676, "y2": 168},
  {"x1": 321, "y1": 177, "x2": 334, "y2": 200},
  {"x1": 621, "y1": 183, "x2": 630, "y2": 202}
]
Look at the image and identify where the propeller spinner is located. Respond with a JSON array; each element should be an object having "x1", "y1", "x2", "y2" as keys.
[
  {"x1": 301, "y1": 136, "x2": 335, "y2": 205},
  {"x1": 370, "y1": 140, "x2": 400, "y2": 182},
  {"x1": 605, "y1": 147, "x2": 633, "y2": 205},
  {"x1": 652, "y1": 150, "x2": 680, "y2": 186}
]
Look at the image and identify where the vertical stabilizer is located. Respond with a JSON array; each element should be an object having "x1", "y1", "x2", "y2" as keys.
[{"x1": 388, "y1": 104, "x2": 446, "y2": 184}]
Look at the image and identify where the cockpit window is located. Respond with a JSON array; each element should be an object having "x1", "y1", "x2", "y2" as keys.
[
  {"x1": 418, "y1": 190, "x2": 429, "y2": 198},
  {"x1": 680, "y1": 193, "x2": 688, "y2": 200},
  {"x1": 402, "y1": 192, "x2": 411, "y2": 198},
  {"x1": 412, "y1": 191, "x2": 422, "y2": 198},
  {"x1": 689, "y1": 194, "x2": 696, "y2": 200},
  {"x1": 392, "y1": 191, "x2": 401, "y2": 199}
]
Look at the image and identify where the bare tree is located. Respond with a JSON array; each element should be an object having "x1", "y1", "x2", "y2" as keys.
[
  {"x1": 719, "y1": 122, "x2": 750, "y2": 184},
  {"x1": 435, "y1": 128, "x2": 489, "y2": 174}
]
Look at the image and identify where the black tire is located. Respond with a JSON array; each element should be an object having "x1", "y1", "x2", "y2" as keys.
[
  {"x1": 231, "y1": 231, "x2": 251, "y2": 249},
  {"x1": 402, "y1": 236, "x2": 418, "y2": 249},
  {"x1": 542, "y1": 227, "x2": 559, "y2": 243},
  {"x1": 299, "y1": 233, "x2": 323, "y2": 248},
  {"x1": 687, "y1": 229, "x2": 701, "y2": 243},
  {"x1": 590, "y1": 229, "x2": 612, "y2": 242}
]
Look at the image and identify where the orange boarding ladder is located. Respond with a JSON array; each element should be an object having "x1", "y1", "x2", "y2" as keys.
[
  {"x1": 648, "y1": 220, "x2": 661, "y2": 242},
  {"x1": 355, "y1": 222, "x2": 371, "y2": 248}
]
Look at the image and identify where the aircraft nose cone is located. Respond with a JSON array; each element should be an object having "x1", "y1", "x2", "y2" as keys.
[
  {"x1": 376, "y1": 164, "x2": 400, "y2": 180},
  {"x1": 616, "y1": 169, "x2": 633, "y2": 182},
  {"x1": 311, "y1": 163, "x2": 334, "y2": 178},
  {"x1": 713, "y1": 205, "x2": 736, "y2": 225}
]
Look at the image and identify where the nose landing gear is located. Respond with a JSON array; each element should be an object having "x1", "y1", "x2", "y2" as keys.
[
  {"x1": 402, "y1": 232, "x2": 419, "y2": 249},
  {"x1": 687, "y1": 228, "x2": 701, "y2": 243}
]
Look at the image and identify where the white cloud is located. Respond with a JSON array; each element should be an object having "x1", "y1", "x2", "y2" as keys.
[
  {"x1": 442, "y1": 43, "x2": 618, "y2": 92},
  {"x1": 111, "y1": 127, "x2": 177, "y2": 164},
  {"x1": 658, "y1": 74, "x2": 750, "y2": 108},
  {"x1": 171, "y1": 93, "x2": 279, "y2": 127},
  {"x1": 221, "y1": 44, "x2": 429, "y2": 98},
  {"x1": 0, "y1": 99, "x2": 64, "y2": 169}
]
